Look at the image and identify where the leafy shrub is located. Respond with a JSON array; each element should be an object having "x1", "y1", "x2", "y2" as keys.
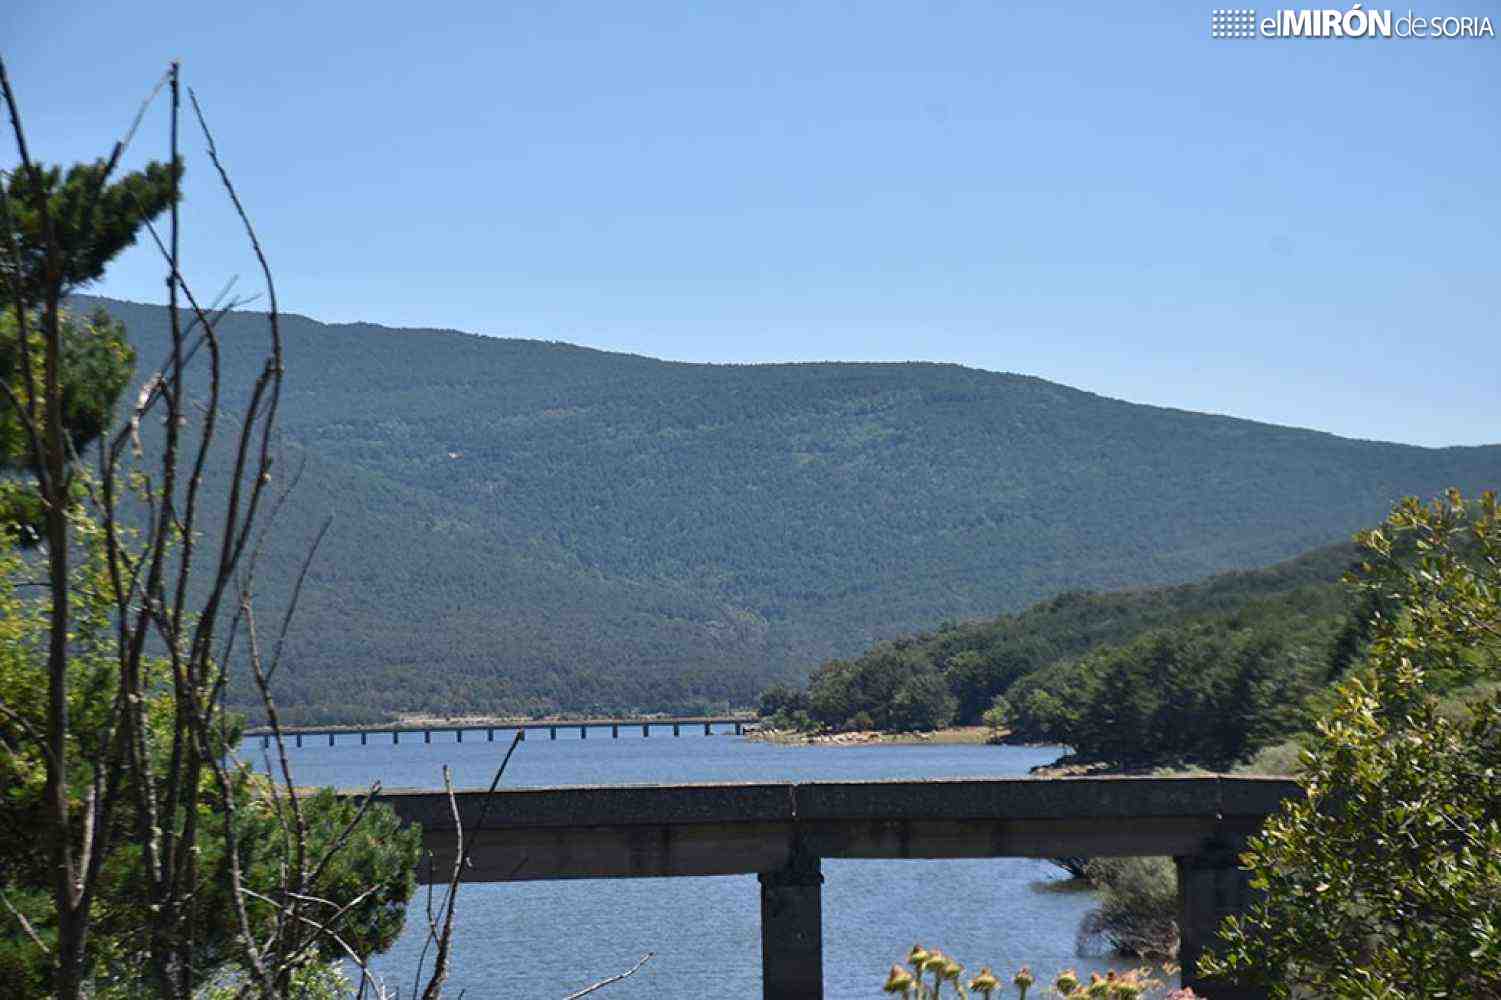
[
  {"x1": 1202, "y1": 490, "x2": 1501, "y2": 998},
  {"x1": 1077, "y1": 858, "x2": 1179, "y2": 959}
]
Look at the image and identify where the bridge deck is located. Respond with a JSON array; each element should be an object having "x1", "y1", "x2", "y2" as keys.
[
  {"x1": 246, "y1": 715, "x2": 752, "y2": 740},
  {"x1": 367, "y1": 774, "x2": 1294, "y2": 878}
]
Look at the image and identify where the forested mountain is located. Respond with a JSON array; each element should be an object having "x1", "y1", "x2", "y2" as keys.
[{"x1": 78, "y1": 296, "x2": 1500, "y2": 723}]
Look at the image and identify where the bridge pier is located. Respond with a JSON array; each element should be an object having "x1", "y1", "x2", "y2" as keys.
[
  {"x1": 487, "y1": 728, "x2": 494, "y2": 741},
  {"x1": 361, "y1": 731, "x2": 367, "y2": 745},
  {"x1": 393, "y1": 730, "x2": 399, "y2": 744},
  {"x1": 261, "y1": 735, "x2": 269, "y2": 749},
  {"x1": 759, "y1": 852, "x2": 823, "y2": 1000},
  {"x1": 580, "y1": 726, "x2": 587, "y2": 739},
  {"x1": 735, "y1": 722, "x2": 744, "y2": 735},
  {"x1": 1177, "y1": 837, "x2": 1264, "y2": 1000},
  {"x1": 424, "y1": 730, "x2": 431, "y2": 744},
  {"x1": 673, "y1": 723, "x2": 681, "y2": 737},
  {"x1": 457, "y1": 729, "x2": 463, "y2": 743},
  {"x1": 550, "y1": 726, "x2": 558, "y2": 740},
  {"x1": 329, "y1": 732, "x2": 335, "y2": 747},
  {"x1": 704, "y1": 722, "x2": 712, "y2": 735},
  {"x1": 612, "y1": 724, "x2": 619, "y2": 738},
  {"x1": 295, "y1": 733, "x2": 303, "y2": 747},
  {"x1": 642, "y1": 724, "x2": 649, "y2": 737}
]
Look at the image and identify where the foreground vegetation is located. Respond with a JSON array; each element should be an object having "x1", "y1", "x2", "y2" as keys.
[
  {"x1": 880, "y1": 946, "x2": 1187, "y2": 999},
  {"x1": 0, "y1": 62, "x2": 437, "y2": 998},
  {"x1": 1201, "y1": 490, "x2": 1500, "y2": 997}
]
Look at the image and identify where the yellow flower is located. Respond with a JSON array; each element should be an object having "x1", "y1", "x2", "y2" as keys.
[
  {"x1": 1013, "y1": 965, "x2": 1035, "y2": 998},
  {"x1": 1054, "y1": 969, "x2": 1080, "y2": 995},
  {"x1": 942, "y1": 956, "x2": 964, "y2": 982},
  {"x1": 908, "y1": 945, "x2": 931, "y2": 971},
  {"x1": 969, "y1": 967, "x2": 1000, "y2": 995},
  {"x1": 924, "y1": 950, "x2": 949, "y2": 990},
  {"x1": 1085, "y1": 972, "x2": 1111, "y2": 998},
  {"x1": 884, "y1": 964, "x2": 915, "y2": 994}
]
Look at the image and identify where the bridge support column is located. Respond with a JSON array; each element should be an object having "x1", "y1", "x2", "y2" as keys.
[
  {"x1": 361, "y1": 732, "x2": 367, "y2": 745},
  {"x1": 612, "y1": 724, "x2": 619, "y2": 738},
  {"x1": 457, "y1": 729, "x2": 463, "y2": 743},
  {"x1": 736, "y1": 722, "x2": 744, "y2": 735},
  {"x1": 261, "y1": 735, "x2": 269, "y2": 749},
  {"x1": 393, "y1": 731, "x2": 399, "y2": 744},
  {"x1": 759, "y1": 851, "x2": 823, "y2": 1000},
  {"x1": 550, "y1": 726, "x2": 558, "y2": 740},
  {"x1": 1177, "y1": 837, "x2": 1264, "y2": 1000},
  {"x1": 329, "y1": 733, "x2": 335, "y2": 747},
  {"x1": 705, "y1": 722, "x2": 712, "y2": 735},
  {"x1": 295, "y1": 733, "x2": 302, "y2": 748},
  {"x1": 642, "y1": 724, "x2": 649, "y2": 737},
  {"x1": 424, "y1": 730, "x2": 431, "y2": 744},
  {"x1": 580, "y1": 726, "x2": 587, "y2": 739},
  {"x1": 673, "y1": 723, "x2": 681, "y2": 737},
  {"x1": 487, "y1": 728, "x2": 494, "y2": 742}
]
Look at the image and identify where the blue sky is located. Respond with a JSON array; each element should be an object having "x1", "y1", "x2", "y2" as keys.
[{"x1": 4, "y1": 1, "x2": 1497, "y2": 446}]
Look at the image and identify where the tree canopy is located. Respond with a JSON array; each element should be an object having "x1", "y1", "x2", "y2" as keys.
[
  {"x1": 1202, "y1": 490, "x2": 1501, "y2": 997},
  {"x1": 1, "y1": 159, "x2": 179, "y2": 303},
  {"x1": 0, "y1": 157, "x2": 172, "y2": 536}
]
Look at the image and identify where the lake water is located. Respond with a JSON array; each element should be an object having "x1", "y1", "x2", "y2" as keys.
[{"x1": 243, "y1": 728, "x2": 1163, "y2": 998}]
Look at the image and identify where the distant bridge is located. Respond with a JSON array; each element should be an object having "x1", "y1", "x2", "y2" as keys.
[
  {"x1": 245, "y1": 715, "x2": 753, "y2": 747},
  {"x1": 359, "y1": 774, "x2": 1296, "y2": 1000}
]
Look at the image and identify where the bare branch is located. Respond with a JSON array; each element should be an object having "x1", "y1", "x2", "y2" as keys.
[
  {"x1": 265, "y1": 512, "x2": 328, "y2": 685},
  {"x1": 563, "y1": 954, "x2": 655, "y2": 1000},
  {"x1": 417, "y1": 767, "x2": 465, "y2": 1000},
  {"x1": 0, "y1": 699, "x2": 58, "y2": 768},
  {"x1": 0, "y1": 890, "x2": 50, "y2": 955},
  {"x1": 238, "y1": 888, "x2": 393, "y2": 1000}
]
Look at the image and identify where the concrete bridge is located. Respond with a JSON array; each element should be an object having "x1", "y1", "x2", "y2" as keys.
[
  {"x1": 247, "y1": 715, "x2": 752, "y2": 748},
  {"x1": 363, "y1": 774, "x2": 1297, "y2": 1000}
]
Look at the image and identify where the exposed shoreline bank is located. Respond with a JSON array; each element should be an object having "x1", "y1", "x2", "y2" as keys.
[{"x1": 747, "y1": 724, "x2": 1004, "y2": 747}]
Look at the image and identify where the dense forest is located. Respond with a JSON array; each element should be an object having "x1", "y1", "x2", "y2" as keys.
[
  {"x1": 83, "y1": 296, "x2": 1501, "y2": 724},
  {"x1": 758, "y1": 542, "x2": 1365, "y2": 767},
  {"x1": 763, "y1": 523, "x2": 1498, "y2": 769}
]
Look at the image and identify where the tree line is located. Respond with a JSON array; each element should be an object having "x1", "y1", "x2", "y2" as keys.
[{"x1": 758, "y1": 542, "x2": 1364, "y2": 768}]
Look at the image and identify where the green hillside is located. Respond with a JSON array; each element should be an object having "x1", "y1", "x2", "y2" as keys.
[
  {"x1": 771, "y1": 510, "x2": 1501, "y2": 770},
  {"x1": 771, "y1": 540, "x2": 1358, "y2": 721},
  {"x1": 78, "y1": 296, "x2": 1500, "y2": 723}
]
